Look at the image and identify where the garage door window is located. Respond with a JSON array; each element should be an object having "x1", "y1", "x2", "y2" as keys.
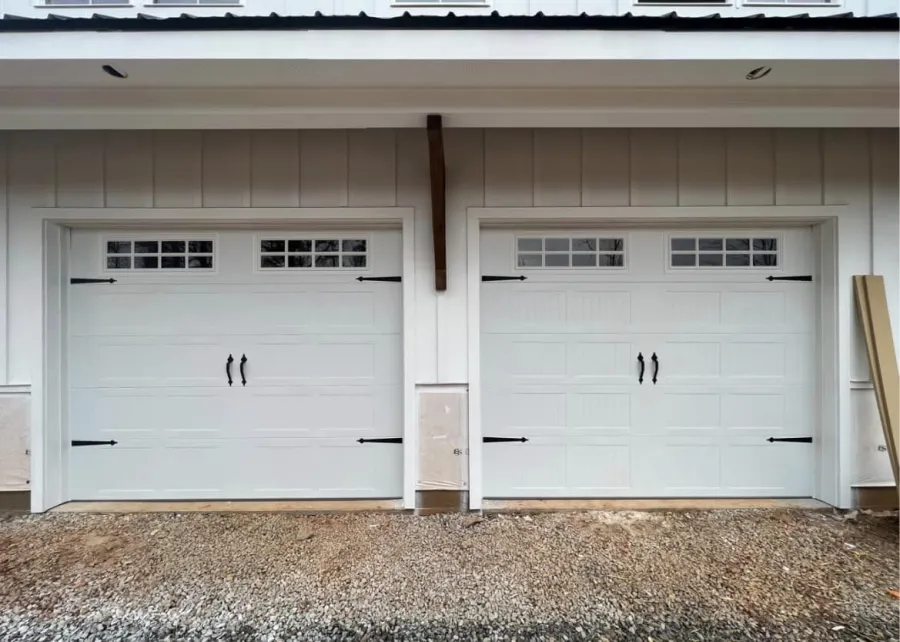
[
  {"x1": 105, "y1": 239, "x2": 214, "y2": 270},
  {"x1": 516, "y1": 236, "x2": 625, "y2": 269},
  {"x1": 669, "y1": 236, "x2": 778, "y2": 268},
  {"x1": 259, "y1": 238, "x2": 368, "y2": 270}
]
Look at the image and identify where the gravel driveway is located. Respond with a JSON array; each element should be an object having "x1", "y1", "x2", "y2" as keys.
[{"x1": 0, "y1": 509, "x2": 897, "y2": 641}]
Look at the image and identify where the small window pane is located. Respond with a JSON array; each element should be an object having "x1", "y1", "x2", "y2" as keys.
[
  {"x1": 753, "y1": 253, "x2": 778, "y2": 267},
  {"x1": 671, "y1": 254, "x2": 696, "y2": 267},
  {"x1": 517, "y1": 238, "x2": 542, "y2": 252},
  {"x1": 107, "y1": 241, "x2": 130, "y2": 254},
  {"x1": 726, "y1": 238, "x2": 750, "y2": 252},
  {"x1": 699, "y1": 253, "x2": 724, "y2": 267},
  {"x1": 753, "y1": 238, "x2": 778, "y2": 252},
  {"x1": 599, "y1": 254, "x2": 624, "y2": 268},
  {"x1": 161, "y1": 256, "x2": 186, "y2": 269},
  {"x1": 342, "y1": 255, "x2": 367, "y2": 268},
  {"x1": 572, "y1": 238, "x2": 597, "y2": 252},
  {"x1": 288, "y1": 255, "x2": 312, "y2": 268},
  {"x1": 342, "y1": 239, "x2": 367, "y2": 253},
  {"x1": 189, "y1": 241, "x2": 214, "y2": 254},
  {"x1": 189, "y1": 256, "x2": 213, "y2": 269},
  {"x1": 288, "y1": 240, "x2": 312, "y2": 253},
  {"x1": 698, "y1": 238, "x2": 723, "y2": 252},
  {"x1": 545, "y1": 254, "x2": 569, "y2": 267},
  {"x1": 572, "y1": 253, "x2": 596, "y2": 267},
  {"x1": 315, "y1": 240, "x2": 339, "y2": 252},
  {"x1": 134, "y1": 256, "x2": 159, "y2": 269},
  {"x1": 517, "y1": 254, "x2": 542, "y2": 267},
  {"x1": 107, "y1": 256, "x2": 131, "y2": 269},
  {"x1": 597, "y1": 238, "x2": 624, "y2": 252},
  {"x1": 260, "y1": 255, "x2": 285, "y2": 269},
  {"x1": 671, "y1": 238, "x2": 695, "y2": 252},
  {"x1": 260, "y1": 240, "x2": 285, "y2": 253},
  {"x1": 544, "y1": 238, "x2": 569, "y2": 252},
  {"x1": 161, "y1": 241, "x2": 186, "y2": 254},
  {"x1": 315, "y1": 255, "x2": 339, "y2": 268},
  {"x1": 726, "y1": 254, "x2": 751, "y2": 267},
  {"x1": 134, "y1": 241, "x2": 159, "y2": 254}
]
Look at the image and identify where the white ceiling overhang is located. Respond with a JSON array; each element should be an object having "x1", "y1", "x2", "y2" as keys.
[{"x1": 0, "y1": 30, "x2": 895, "y2": 129}]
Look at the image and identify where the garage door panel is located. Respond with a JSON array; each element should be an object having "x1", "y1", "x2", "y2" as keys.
[
  {"x1": 482, "y1": 227, "x2": 815, "y2": 499},
  {"x1": 71, "y1": 337, "x2": 230, "y2": 388},
  {"x1": 69, "y1": 228, "x2": 404, "y2": 501}
]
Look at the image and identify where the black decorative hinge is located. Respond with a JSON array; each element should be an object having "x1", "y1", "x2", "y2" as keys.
[
  {"x1": 356, "y1": 276, "x2": 401, "y2": 283},
  {"x1": 72, "y1": 440, "x2": 118, "y2": 447},
  {"x1": 483, "y1": 436, "x2": 529, "y2": 443},
  {"x1": 766, "y1": 437, "x2": 813, "y2": 443},
  {"x1": 482, "y1": 275, "x2": 527, "y2": 282},
  {"x1": 357, "y1": 437, "x2": 403, "y2": 444},
  {"x1": 70, "y1": 278, "x2": 117, "y2": 284},
  {"x1": 766, "y1": 275, "x2": 812, "y2": 282}
]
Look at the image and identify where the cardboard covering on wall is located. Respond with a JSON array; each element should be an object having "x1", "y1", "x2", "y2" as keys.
[
  {"x1": 417, "y1": 391, "x2": 468, "y2": 491},
  {"x1": 853, "y1": 275, "x2": 900, "y2": 486},
  {"x1": 0, "y1": 396, "x2": 30, "y2": 491}
]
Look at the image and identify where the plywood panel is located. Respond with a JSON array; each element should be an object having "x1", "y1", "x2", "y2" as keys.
[
  {"x1": 202, "y1": 131, "x2": 251, "y2": 207},
  {"x1": 348, "y1": 129, "x2": 396, "y2": 206},
  {"x1": 250, "y1": 130, "x2": 300, "y2": 207},
  {"x1": 775, "y1": 129, "x2": 823, "y2": 205},
  {"x1": 153, "y1": 131, "x2": 202, "y2": 208},
  {"x1": 726, "y1": 129, "x2": 775, "y2": 206},
  {"x1": 582, "y1": 129, "x2": 630, "y2": 206},
  {"x1": 533, "y1": 128, "x2": 581, "y2": 206},
  {"x1": 870, "y1": 129, "x2": 900, "y2": 347},
  {"x1": 56, "y1": 132, "x2": 104, "y2": 207},
  {"x1": 630, "y1": 129, "x2": 677, "y2": 206},
  {"x1": 105, "y1": 131, "x2": 153, "y2": 208},
  {"x1": 484, "y1": 129, "x2": 533, "y2": 206},
  {"x1": 300, "y1": 130, "x2": 349, "y2": 207},
  {"x1": 678, "y1": 129, "x2": 726, "y2": 206}
]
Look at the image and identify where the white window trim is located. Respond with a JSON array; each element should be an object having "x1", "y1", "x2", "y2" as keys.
[
  {"x1": 100, "y1": 233, "x2": 218, "y2": 275},
  {"x1": 142, "y1": 1, "x2": 241, "y2": 6},
  {"x1": 37, "y1": 2, "x2": 134, "y2": 7},
  {"x1": 513, "y1": 234, "x2": 628, "y2": 271},
  {"x1": 254, "y1": 233, "x2": 372, "y2": 273},
  {"x1": 665, "y1": 232, "x2": 783, "y2": 272}
]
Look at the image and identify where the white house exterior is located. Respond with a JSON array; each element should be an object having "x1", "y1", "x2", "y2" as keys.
[{"x1": 0, "y1": 1, "x2": 896, "y2": 513}]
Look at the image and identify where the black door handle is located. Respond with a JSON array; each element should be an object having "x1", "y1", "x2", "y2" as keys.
[
  {"x1": 651, "y1": 352, "x2": 659, "y2": 385},
  {"x1": 637, "y1": 352, "x2": 645, "y2": 384},
  {"x1": 225, "y1": 354, "x2": 234, "y2": 386},
  {"x1": 239, "y1": 354, "x2": 247, "y2": 386}
]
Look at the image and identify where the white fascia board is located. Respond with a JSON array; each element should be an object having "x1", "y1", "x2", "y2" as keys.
[{"x1": 0, "y1": 30, "x2": 896, "y2": 61}]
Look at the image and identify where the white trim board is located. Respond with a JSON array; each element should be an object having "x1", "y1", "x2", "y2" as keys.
[
  {"x1": 30, "y1": 207, "x2": 416, "y2": 513},
  {"x1": 465, "y1": 205, "x2": 854, "y2": 510}
]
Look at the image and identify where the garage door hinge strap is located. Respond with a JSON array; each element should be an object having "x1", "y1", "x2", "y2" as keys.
[
  {"x1": 71, "y1": 440, "x2": 118, "y2": 447},
  {"x1": 356, "y1": 276, "x2": 401, "y2": 282},
  {"x1": 357, "y1": 437, "x2": 403, "y2": 444},
  {"x1": 70, "y1": 278, "x2": 117, "y2": 284},
  {"x1": 482, "y1": 275, "x2": 527, "y2": 282},
  {"x1": 766, "y1": 437, "x2": 813, "y2": 443},
  {"x1": 483, "y1": 436, "x2": 529, "y2": 443},
  {"x1": 766, "y1": 275, "x2": 812, "y2": 282}
]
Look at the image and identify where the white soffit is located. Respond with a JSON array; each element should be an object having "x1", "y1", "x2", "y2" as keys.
[{"x1": 0, "y1": 30, "x2": 896, "y2": 62}]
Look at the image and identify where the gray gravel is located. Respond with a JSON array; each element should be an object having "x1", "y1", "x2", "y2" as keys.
[{"x1": 0, "y1": 509, "x2": 897, "y2": 641}]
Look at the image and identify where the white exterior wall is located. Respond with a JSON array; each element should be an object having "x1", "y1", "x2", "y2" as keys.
[
  {"x1": 1, "y1": 0, "x2": 894, "y2": 18},
  {"x1": 0, "y1": 128, "x2": 896, "y2": 495}
]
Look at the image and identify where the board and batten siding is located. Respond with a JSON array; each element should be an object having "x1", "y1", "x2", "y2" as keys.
[{"x1": 0, "y1": 128, "x2": 896, "y2": 492}]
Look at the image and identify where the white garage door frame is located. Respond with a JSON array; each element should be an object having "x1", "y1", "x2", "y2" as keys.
[
  {"x1": 466, "y1": 205, "x2": 857, "y2": 510},
  {"x1": 28, "y1": 207, "x2": 417, "y2": 513}
]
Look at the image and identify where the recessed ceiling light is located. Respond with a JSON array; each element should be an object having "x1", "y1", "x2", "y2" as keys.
[
  {"x1": 745, "y1": 66, "x2": 773, "y2": 81},
  {"x1": 102, "y1": 64, "x2": 128, "y2": 79}
]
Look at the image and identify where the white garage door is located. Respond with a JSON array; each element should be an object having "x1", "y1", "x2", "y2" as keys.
[
  {"x1": 69, "y1": 229, "x2": 403, "y2": 500},
  {"x1": 481, "y1": 227, "x2": 815, "y2": 498}
]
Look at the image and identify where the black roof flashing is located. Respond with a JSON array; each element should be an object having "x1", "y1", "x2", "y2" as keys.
[{"x1": 0, "y1": 11, "x2": 896, "y2": 33}]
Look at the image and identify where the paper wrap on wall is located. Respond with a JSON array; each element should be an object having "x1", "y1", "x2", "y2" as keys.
[
  {"x1": 0, "y1": 396, "x2": 30, "y2": 491},
  {"x1": 417, "y1": 391, "x2": 468, "y2": 491}
]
